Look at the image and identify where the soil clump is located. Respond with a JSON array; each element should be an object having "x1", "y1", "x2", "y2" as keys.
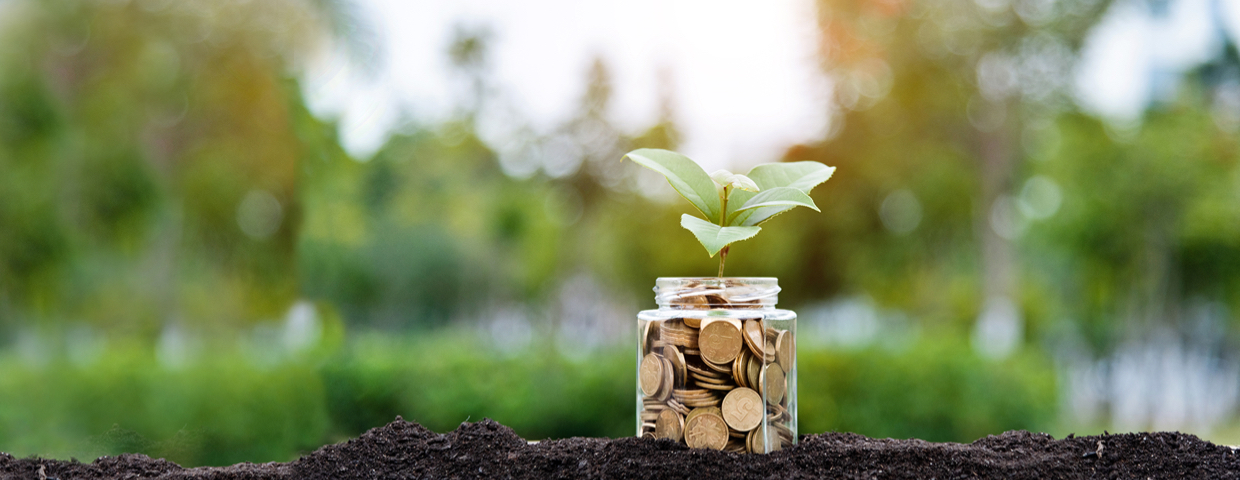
[{"x1": 3, "y1": 418, "x2": 1239, "y2": 479}]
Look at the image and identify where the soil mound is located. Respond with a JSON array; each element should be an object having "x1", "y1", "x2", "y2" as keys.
[{"x1": 3, "y1": 418, "x2": 1239, "y2": 479}]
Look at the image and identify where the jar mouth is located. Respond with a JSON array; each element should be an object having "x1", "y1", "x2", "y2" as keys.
[{"x1": 654, "y1": 277, "x2": 779, "y2": 308}]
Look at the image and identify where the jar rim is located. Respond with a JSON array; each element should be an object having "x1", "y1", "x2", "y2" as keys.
[{"x1": 653, "y1": 277, "x2": 779, "y2": 308}]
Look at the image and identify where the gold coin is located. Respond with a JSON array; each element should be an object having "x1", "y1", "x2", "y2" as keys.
[
  {"x1": 697, "y1": 381, "x2": 734, "y2": 391},
  {"x1": 721, "y1": 387, "x2": 764, "y2": 432},
  {"x1": 684, "y1": 348, "x2": 701, "y2": 356},
  {"x1": 663, "y1": 345, "x2": 687, "y2": 387},
  {"x1": 683, "y1": 316, "x2": 702, "y2": 328},
  {"x1": 686, "y1": 357, "x2": 727, "y2": 377},
  {"x1": 667, "y1": 399, "x2": 690, "y2": 416},
  {"x1": 639, "y1": 354, "x2": 663, "y2": 397},
  {"x1": 761, "y1": 363, "x2": 786, "y2": 406},
  {"x1": 682, "y1": 397, "x2": 721, "y2": 408},
  {"x1": 654, "y1": 408, "x2": 684, "y2": 442},
  {"x1": 684, "y1": 412, "x2": 729, "y2": 450},
  {"x1": 747, "y1": 353, "x2": 761, "y2": 389},
  {"x1": 642, "y1": 432, "x2": 656, "y2": 440},
  {"x1": 691, "y1": 373, "x2": 730, "y2": 385},
  {"x1": 658, "y1": 357, "x2": 675, "y2": 401},
  {"x1": 747, "y1": 428, "x2": 779, "y2": 454},
  {"x1": 699, "y1": 319, "x2": 743, "y2": 364},
  {"x1": 660, "y1": 319, "x2": 700, "y2": 348},
  {"x1": 775, "y1": 330, "x2": 793, "y2": 370},
  {"x1": 684, "y1": 406, "x2": 721, "y2": 426},
  {"x1": 702, "y1": 356, "x2": 732, "y2": 373},
  {"x1": 643, "y1": 320, "x2": 662, "y2": 354},
  {"x1": 742, "y1": 320, "x2": 765, "y2": 358},
  {"x1": 733, "y1": 350, "x2": 749, "y2": 389}
]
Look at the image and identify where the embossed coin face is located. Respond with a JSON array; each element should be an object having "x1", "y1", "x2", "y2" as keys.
[
  {"x1": 684, "y1": 412, "x2": 729, "y2": 450},
  {"x1": 775, "y1": 330, "x2": 793, "y2": 370},
  {"x1": 654, "y1": 408, "x2": 684, "y2": 442},
  {"x1": 699, "y1": 319, "x2": 743, "y2": 365},
  {"x1": 721, "y1": 387, "x2": 764, "y2": 432},
  {"x1": 639, "y1": 353, "x2": 664, "y2": 397},
  {"x1": 762, "y1": 363, "x2": 786, "y2": 406}
]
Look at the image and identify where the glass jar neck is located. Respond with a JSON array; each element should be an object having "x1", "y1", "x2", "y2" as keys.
[{"x1": 653, "y1": 277, "x2": 779, "y2": 309}]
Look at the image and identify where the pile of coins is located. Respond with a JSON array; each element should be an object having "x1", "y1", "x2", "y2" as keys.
[{"x1": 639, "y1": 310, "x2": 794, "y2": 453}]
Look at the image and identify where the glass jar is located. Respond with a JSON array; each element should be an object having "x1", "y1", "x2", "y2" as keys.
[{"x1": 636, "y1": 277, "x2": 796, "y2": 453}]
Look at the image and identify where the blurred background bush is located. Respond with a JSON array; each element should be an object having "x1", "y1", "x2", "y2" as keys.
[{"x1": 1, "y1": 0, "x2": 1239, "y2": 467}]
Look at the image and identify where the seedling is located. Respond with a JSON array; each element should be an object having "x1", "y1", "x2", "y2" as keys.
[{"x1": 623, "y1": 148, "x2": 835, "y2": 276}]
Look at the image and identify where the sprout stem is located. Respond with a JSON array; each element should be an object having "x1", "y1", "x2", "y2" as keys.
[{"x1": 718, "y1": 186, "x2": 729, "y2": 277}]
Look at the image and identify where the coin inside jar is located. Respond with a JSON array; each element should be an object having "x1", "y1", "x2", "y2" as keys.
[
  {"x1": 639, "y1": 353, "x2": 664, "y2": 397},
  {"x1": 761, "y1": 363, "x2": 786, "y2": 406},
  {"x1": 775, "y1": 330, "x2": 793, "y2": 370},
  {"x1": 663, "y1": 345, "x2": 687, "y2": 386},
  {"x1": 742, "y1": 320, "x2": 765, "y2": 357},
  {"x1": 683, "y1": 411, "x2": 729, "y2": 450},
  {"x1": 654, "y1": 408, "x2": 684, "y2": 442},
  {"x1": 721, "y1": 387, "x2": 764, "y2": 432},
  {"x1": 699, "y1": 319, "x2": 743, "y2": 365}
]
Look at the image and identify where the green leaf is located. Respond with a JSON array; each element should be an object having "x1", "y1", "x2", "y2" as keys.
[
  {"x1": 624, "y1": 149, "x2": 722, "y2": 223},
  {"x1": 728, "y1": 162, "x2": 836, "y2": 226},
  {"x1": 727, "y1": 187, "x2": 818, "y2": 224},
  {"x1": 680, "y1": 214, "x2": 761, "y2": 257},
  {"x1": 709, "y1": 169, "x2": 760, "y2": 192},
  {"x1": 747, "y1": 162, "x2": 836, "y2": 192}
]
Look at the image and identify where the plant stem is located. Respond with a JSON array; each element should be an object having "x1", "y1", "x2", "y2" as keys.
[{"x1": 718, "y1": 186, "x2": 729, "y2": 278}]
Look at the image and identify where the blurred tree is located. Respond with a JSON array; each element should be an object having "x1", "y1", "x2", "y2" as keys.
[
  {"x1": 749, "y1": 0, "x2": 1110, "y2": 332},
  {"x1": 0, "y1": 0, "x2": 368, "y2": 336}
]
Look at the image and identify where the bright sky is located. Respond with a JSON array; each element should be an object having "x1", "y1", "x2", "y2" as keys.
[
  {"x1": 302, "y1": 0, "x2": 827, "y2": 172},
  {"x1": 1076, "y1": 0, "x2": 1240, "y2": 121},
  {"x1": 303, "y1": 0, "x2": 1240, "y2": 167}
]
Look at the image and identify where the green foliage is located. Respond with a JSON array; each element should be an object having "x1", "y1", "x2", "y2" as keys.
[
  {"x1": 679, "y1": 215, "x2": 761, "y2": 258},
  {"x1": 623, "y1": 148, "x2": 722, "y2": 222},
  {"x1": 798, "y1": 335, "x2": 1058, "y2": 441},
  {"x1": 624, "y1": 148, "x2": 834, "y2": 264},
  {"x1": 0, "y1": 332, "x2": 1057, "y2": 465}
]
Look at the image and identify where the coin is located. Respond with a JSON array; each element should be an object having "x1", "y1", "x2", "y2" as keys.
[
  {"x1": 683, "y1": 316, "x2": 702, "y2": 328},
  {"x1": 684, "y1": 406, "x2": 721, "y2": 426},
  {"x1": 733, "y1": 350, "x2": 749, "y2": 389},
  {"x1": 747, "y1": 428, "x2": 781, "y2": 454},
  {"x1": 702, "y1": 356, "x2": 732, "y2": 373},
  {"x1": 667, "y1": 398, "x2": 690, "y2": 416},
  {"x1": 690, "y1": 373, "x2": 730, "y2": 385},
  {"x1": 746, "y1": 353, "x2": 761, "y2": 389},
  {"x1": 660, "y1": 319, "x2": 700, "y2": 348},
  {"x1": 686, "y1": 356, "x2": 728, "y2": 377},
  {"x1": 655, "y1": 409, "x2": 684, "y2": 442},
  {"x1": 642, "y1": 321, "x2": 657, "y2": 354},
  {"x1": 761, "y1": 363, "x2": 786, "y2": 406},
  {"x1": 658, "y1": 357, "x2": 675, "y2": 401},
  {"x1": 684, "y1": 412, "x2": 728, "y2": 450},
  {"x1": 697, "y1": 381, "x2": 734, "y2": 391},
  {"x1": 663, "y1": 345, "x2": 687, "y2": 387},
  {"x1": 742, "y1": 320, "x2": 765, "y2": 358},
  {"x1": 721, "y1": 387, "x2": 764, "y2": 432},
  {"x1": 700, "y1": 319, "x2": 743, "y2": 364},
  {"x1": 639, "y1": 354, "x2": 663, "y2": 397},
  {"x1": 775, "y1": 330, "x2": 793, "y2": 370}
]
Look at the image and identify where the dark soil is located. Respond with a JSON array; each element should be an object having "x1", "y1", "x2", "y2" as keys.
[{"x1": 3, "y1": 418, "x2": 1239, "y2": 479}]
